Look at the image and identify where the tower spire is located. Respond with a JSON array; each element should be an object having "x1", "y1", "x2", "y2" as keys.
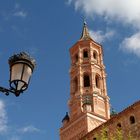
[{"x1": 80, "y1": 20, "x2": 92, "y2": 40}]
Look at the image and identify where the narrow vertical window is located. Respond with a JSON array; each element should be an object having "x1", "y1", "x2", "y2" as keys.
[
  {"x1": 93, "y1": 51, "x2": 97, "y2": 59},
  {"x1": 130, "y1": 116, "x2": 135, "y2": 124},
  {"x1": 105, "y1": 131, "x2": 108, "y2": 137},
  {"x1": 83, "y1": 50, "x2": 88, "y2": 58},
  {"x1": 75, "y1": 54, "x2": 78, "y2": 62},
  {"x1": 84, "y1": 74, "x2": 90, "y2": 87},
  {"x1": 95, "y1": 75, "x2": 100, "y2": 88},
  {"x1": 117, "y1": 123, "x2": 121, "y2": 128}
]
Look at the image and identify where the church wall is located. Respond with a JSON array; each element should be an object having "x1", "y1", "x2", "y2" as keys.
[{"x1": 81, "y1": 101, "x2": 140, "y2": 140}]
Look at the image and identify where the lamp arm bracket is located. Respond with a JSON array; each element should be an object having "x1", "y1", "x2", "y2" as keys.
[{"x1": 0, "y1": 86, "x2": 15, "y2": 96}]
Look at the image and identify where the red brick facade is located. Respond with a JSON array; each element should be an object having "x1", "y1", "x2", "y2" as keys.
[{"x1": 81, "y1": 100, "x2": 140, "y2": 140}]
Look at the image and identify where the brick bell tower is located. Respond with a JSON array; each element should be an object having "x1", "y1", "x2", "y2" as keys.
[{"x1": 60, "y1": 22, "x2": 110, "y2": 140}]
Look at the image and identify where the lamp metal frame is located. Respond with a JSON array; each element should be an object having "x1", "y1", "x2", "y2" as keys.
[{"x1": 0, "y1": 52, "x2": 36, "y2": 97}]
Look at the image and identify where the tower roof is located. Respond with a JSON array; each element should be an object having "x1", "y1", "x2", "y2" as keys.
[
  {"x1": 62, "y1": 112, "x2": 69, "y2": 123},
  {"x1": 80, "y1": 21, "x2": 92, "y2": 41}
]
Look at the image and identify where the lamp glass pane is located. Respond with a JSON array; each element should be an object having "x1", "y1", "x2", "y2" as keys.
[
  {"x1": 17, "y1": 81, "x2": 26, "y2": 91},
  {"x1": 11, "y1": 64, "x2": 24, "y2": 81},
  {"x1": 22, "y1": 64, "x2": 32, "y2": 84}
]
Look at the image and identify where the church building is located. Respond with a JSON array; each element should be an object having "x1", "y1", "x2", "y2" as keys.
[{"x1": 59, "y1": 22, "x2": 140, "y2": 140}]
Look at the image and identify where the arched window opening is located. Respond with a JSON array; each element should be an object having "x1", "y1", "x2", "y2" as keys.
[
  {"x1": 84, "y1": 74, "x2": 90, "y2": 87},
  {"x1": 93, "y1": 51, "x2": 97, "y2": 59},
  {"x1": 75, "y1": 54, "x2": 78, "y2": 62},
  {"x1": 95, "y1": 75, "x2": 100, "y2": 88},
  {"x1": 105, "y1": 131, "x2": 108, "y2": 137},
  {"x1": 83, "y1": 50, "x2": 88, "y2": 58},
  {"x1": 74, "y1": 77, "x2": 78, "y2": 92},
  {"x1": 117, "y1": 123, "x2": 122, "y2": 129},
  {"x1": 130, "y1": 116, "x2": 135, "y2": 124}
]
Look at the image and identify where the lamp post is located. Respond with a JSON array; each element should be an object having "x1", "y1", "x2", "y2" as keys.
[{"x1": 0, "y1": 52, "x2": 36, "y2": 97}]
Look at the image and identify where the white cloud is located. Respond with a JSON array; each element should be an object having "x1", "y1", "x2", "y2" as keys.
[
  {"x1": 18, "y1": 125, "x2": 40, "y2": 133},
  {"x1": 89, "y1": 29, "x2": 115, "y2": 43},
  {"x1": 0, "y1": 100, "x2": 40, "y2": 140},
  {"x1": 13, "y1": 3, "x2": 27, "y2": 18},
  {"x1": 13, "y1": 11, "x2": 27, "y2": 18},
  {"x1": 0, "y1": 100, "x2": 8, "y2": 134},
  {"x1": 0, "y1": 4, "x2": 27, "y2": 20},
  {"x1": 68, "y1": 0, "x2": 140, "y2": 29},
  {"x1": 120, "y1": 32, "x2": 140, "y2": 57}
]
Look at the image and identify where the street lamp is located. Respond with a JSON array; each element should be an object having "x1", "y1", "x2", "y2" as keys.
[{"x1": 0, "y1": 52, "x2": 36, "y2": 97}]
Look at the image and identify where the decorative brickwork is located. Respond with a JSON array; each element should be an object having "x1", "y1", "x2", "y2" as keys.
[
  {"x1": 60, "y1": 22, "x2": 110, "y2": 140},
  {"x1": 80, "y1": 100, "x2": 140, "y2": 140}
]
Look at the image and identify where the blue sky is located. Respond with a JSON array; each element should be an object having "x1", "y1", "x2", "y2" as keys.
[{"x1": 0, "y1": 0, "x2": 140, "y2": 140}]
